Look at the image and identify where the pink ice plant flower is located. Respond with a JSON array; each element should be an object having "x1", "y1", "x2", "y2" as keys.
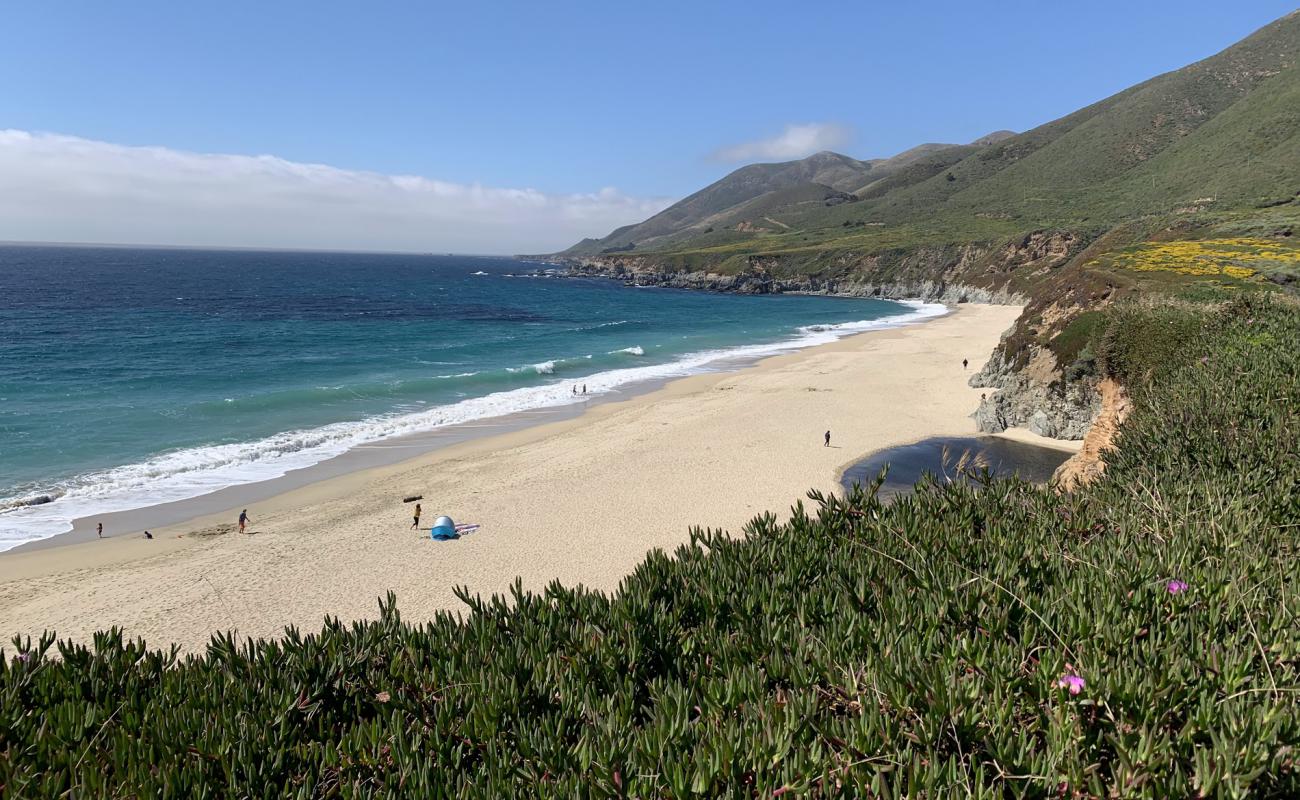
[
  {"x1": 1057, "y1": 665, "x2": 1085, "y2": 695},
  {"x1": 1167, "y1": 579, "x2": 1189, "y2": 594}
]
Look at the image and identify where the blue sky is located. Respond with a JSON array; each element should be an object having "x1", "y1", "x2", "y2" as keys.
[{"x1": 0, "y1": 1, "x2": 1295, "y2": 252}]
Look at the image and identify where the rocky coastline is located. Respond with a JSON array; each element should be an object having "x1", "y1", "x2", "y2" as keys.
[
  {"x1": 527, "y1": 255, "x2": 1100, "y2": 444},
  {"x1": 549, "y1": 257, "x2": 1026, "y2": 305}
]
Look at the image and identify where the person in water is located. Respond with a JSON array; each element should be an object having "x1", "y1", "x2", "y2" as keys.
[
  {"x1": 238, "y1": 509, "x2": 251, "y2": 534},
  {"x1": 411, "y1": 503, "x2": 422, "y2": 530},
  {"x1": 582, "y1": 384, "x2": 587, "y2": 395},
  {"x1": 824, "y1": 430, "x2": 831, "y2": 447}
]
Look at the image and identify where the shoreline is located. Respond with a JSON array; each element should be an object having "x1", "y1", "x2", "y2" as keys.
[
  {"x1": 0, "y1": 296, "x2": 945, "y2": 553},
  {"x1": 0, "y1": 303, "x2": 1056, "y2": 651}
]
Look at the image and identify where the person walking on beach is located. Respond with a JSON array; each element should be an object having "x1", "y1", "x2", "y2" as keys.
[
  {"x1": 238, "y1": 509, "x2": 251, "y2": 534},
  {"x1": 411, "y1": 503, "x2": 422, "y2": 530},
  {"x1": 824, "y1": 430, "x2": 831, "y2": 447},
  {"x1": 97, "y1": 522, "x2": 103, "y2": 539},
  {"x1": 582, "y1": 383, "x2": 587, "y2": 395}
]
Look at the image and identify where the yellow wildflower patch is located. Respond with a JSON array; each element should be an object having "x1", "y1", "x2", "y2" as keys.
[{"x1": 1104, "y1": 238, "x2": 1300, "y2": 280}]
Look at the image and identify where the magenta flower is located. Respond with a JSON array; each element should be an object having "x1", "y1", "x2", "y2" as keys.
[
  {"x1": 1167, "y1": 579, "x2": 1188, "y2": 594},
  {"x1": 1057, "y1": 666, "x2": 1086, "y2": 695},
  {"x1": 1058, "y1": 674, "x2": 1085, "y2": 694}
]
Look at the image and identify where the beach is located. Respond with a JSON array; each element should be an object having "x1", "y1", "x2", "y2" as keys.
[{"x1": 0, "y1": 303, "x2": 1038, "y2": 652}]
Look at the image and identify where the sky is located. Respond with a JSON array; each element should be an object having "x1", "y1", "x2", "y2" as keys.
[{"x1": 0, "y1": 0, "x2": 1295, "y2": 254}]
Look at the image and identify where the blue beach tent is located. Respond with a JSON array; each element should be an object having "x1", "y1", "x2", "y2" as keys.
[{"x1": 430, "y1": 515, "x2": 458, "y2": 540}]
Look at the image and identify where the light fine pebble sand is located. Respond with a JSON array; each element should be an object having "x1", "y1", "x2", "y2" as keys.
[{"x1": 0, "y1": 304, "x2": 1040, "y2": 652}]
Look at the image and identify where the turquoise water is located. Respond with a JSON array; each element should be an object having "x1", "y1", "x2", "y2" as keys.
[{"x1": 0, "y1": 245, "x2": 943, "y2": 549}]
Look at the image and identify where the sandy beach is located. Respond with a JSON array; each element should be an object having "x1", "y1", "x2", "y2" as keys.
[{"x1": 0, "y1": 303, "x2": 1042, "y2": 652}]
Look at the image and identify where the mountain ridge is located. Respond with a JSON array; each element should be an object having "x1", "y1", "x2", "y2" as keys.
[
  {"x1": 561, "y1": 10, "x2": 1299, "y2": 260},
  {"x1": 561, "y1": 133, "x2": 1020, "y2": 256}
]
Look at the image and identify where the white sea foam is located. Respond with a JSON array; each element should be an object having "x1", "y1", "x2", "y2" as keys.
[
  {"x1": 0, "y1": 301, "x2": 946, "y2": 550},
  {"x1": 613, "y1": 346, "x2": 645, "y2": 356}
]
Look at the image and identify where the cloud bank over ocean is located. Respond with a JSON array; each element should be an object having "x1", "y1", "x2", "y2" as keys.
[{"x1": 0, "y1": 130, "x2": 674, "y2": 254}]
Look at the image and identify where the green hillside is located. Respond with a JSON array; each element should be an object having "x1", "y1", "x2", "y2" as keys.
[
  {"x1": 562, "y1": 151, "x2": 876, "y2": 255},
  {"x1": 886, "y1": 9, "x2": 1300, "y2": 225},
  {"x1": 561, "y1": 11, "x2": 1300, "y2": 284},
  {"x1": 558, "y1": 139, "x2": 1041, "y2": 256}
]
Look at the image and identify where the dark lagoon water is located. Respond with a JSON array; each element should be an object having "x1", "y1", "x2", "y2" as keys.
[
  {"x1": 0, "y1": 245, "x2": 945, "y2": 549},
  {"x1": 841, "y1": 436, "x2": 1074, "y2": 500}
]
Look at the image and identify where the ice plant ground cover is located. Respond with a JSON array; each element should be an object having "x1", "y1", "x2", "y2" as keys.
[{"x1": 1, "y1": 293, "x2": 1298, "y2": 797}]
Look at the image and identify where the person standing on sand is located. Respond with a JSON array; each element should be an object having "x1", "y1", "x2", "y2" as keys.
[
  {"x1": 963, "y1": 358, "x2": 969, "y2": 370},
  {"x1": 412, "y1": 503, "x2": 422, "y2": 530},
  {"x1": 824, "y1": 430, "x2": 831, "y2": 447},
  {"x1": 238, "y1": 509, "x2": 251, "y2": 534},
  {"x1": 97, "y1": 522, "x2": 103, "y2": 538}
]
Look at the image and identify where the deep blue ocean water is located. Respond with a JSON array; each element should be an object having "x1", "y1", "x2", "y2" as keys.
[{"x1": 0, "y1": 245, "x2": 942, "y2": 549}]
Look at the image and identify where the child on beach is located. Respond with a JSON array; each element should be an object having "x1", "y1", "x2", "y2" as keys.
[
  {"x1": 412, "y1": 503, "x2": 422, "y2": 530},
  {"x1": 238, "y1": 509, "x2": 251, "y2": 534}
]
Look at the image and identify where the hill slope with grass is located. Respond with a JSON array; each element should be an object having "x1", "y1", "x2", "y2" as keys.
[{"x1": 564, "y1": 11, "x2": 1299, "y2": 264}]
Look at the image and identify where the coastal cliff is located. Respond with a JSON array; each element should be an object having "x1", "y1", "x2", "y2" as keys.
[
  {"x1": 559, "y1": 255, "x2": 1026, "y2": 305},
  {"x1": 969, "y1": 351, "x2": 1100, "y2": 440}
]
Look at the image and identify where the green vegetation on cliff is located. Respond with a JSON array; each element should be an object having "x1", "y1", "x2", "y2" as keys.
[{"x1": 4, "y1": 293, "x2": 1298, "y2": 797}]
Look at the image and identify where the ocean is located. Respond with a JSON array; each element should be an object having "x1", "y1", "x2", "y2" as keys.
[{"x1": 0, "y1": 245, "x2": 942, "y2": 550}]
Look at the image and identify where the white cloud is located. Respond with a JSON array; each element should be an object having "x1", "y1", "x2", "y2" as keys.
[
  {"x1": 0, "y1": 130, "x2": 673, "y2": 254},
  {"x1": 712, "y1": 123, "x2": 853, "y2": 163}
]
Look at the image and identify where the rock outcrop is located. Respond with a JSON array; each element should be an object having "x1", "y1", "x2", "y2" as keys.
[{"x1": 969, "y1": 352, "x2": 1098, "y2": 440}]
